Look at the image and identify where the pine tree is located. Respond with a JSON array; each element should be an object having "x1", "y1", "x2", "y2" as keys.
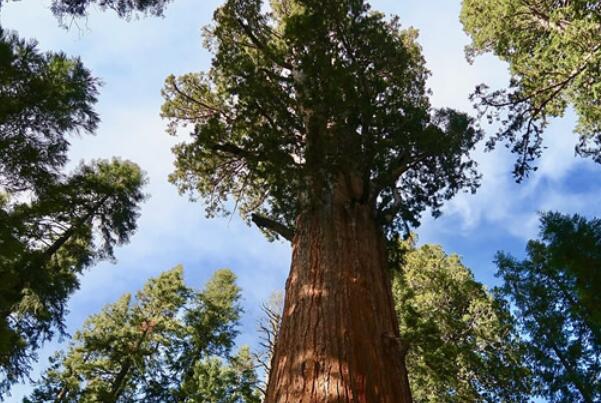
[
  {"x1": 26, "y1": 267, "x2": 260, "y2": 403},
  {"x1": 0, "y1": 28, "x2": 98, "y2": 196},
  {"x1": 496, "y1": 212, "x2": 601, "y2": 402},
  {"x1": 0, "y1": 0, "x2": 174, "y2": 19},
  {"x1": 48, "y1": 0, "x2": 173, "y2": 18},
  {"x1": 161, "y1": 0, "x2": 481, "y2": 400}
]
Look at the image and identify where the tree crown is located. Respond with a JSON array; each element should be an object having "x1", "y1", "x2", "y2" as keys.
[{"x1": 162, "y1": 0, "x2": 481, "y2": 239}]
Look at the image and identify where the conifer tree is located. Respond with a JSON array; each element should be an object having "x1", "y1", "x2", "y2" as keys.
[
  {"x1": 0, "y1": 159, "x2": 146, "y2": 395},
  {"x1": 48, "y1": 0, "x2": 174, "y2": 18},
  {"x1": 0, "y1": 25, "x2": 146, "y2": 397},
  {"x1": 393, "y1": 239, "x2": 532, "y2": 402},
  {"x1": 26, "y1": 267, "x2": 261, "y2": 403},
  {"x1": 0, "y1": 0, "x2": 173, "y2": 19},
  {"x1": 461, "y1": 0, "x2": 601, "y2": 178},
  {"x1": 161, "y1": 0, "x2": 481, "y2": 400},
  {"x1": 496, "y1": 212, "x2": 601, "y2": 402}
]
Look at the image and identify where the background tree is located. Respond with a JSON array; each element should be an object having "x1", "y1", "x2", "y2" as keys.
[
  {"x1": 461, "y1": 0, "x2": 601, "y2": 178},
  {"x1": 0, "y1": 25, "x2": 146, "y2": 397},
  {"x1": 393, "y1": 238, "x2": 532, "y2": 402},
  {"x1": 161, "y1": 0, "x2": 481, "y2": 400},
  {"x1": 496, "y1": 212, "x2": 601, "y2": 402},
  {"x1": 0, "y1": 28, "x2": 98, "y2": 196},
  {"x1": 0, "y1": 159, "x2": 146, "y2": 396},
  {"x1": 49, "y1": 0, "x2": 173, "y2": 19},
  {"x1": 0, "y1": 0, "x2": 174, "y2": 20},
  {"x1": 26, "y1": 267, "x2": 260, "y2": 402}
]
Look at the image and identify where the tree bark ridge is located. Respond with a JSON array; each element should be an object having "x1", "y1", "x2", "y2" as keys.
[{"x1": 265, "y1": 185, "x2": 411, "y2": 402}]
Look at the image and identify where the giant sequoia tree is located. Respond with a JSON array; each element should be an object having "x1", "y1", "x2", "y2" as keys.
[
  {"x1": 161, "y1": 0, "x2": 481, "y2": 400},
  {"x1": 461, "y1": 0, "x2": 601, "y2": 178},
  {"x1": 257, "y1": 242, "x2": 533, "y2": 401}
]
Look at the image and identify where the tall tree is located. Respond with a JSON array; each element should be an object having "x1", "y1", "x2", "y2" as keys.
[
  {"x1": 393, "y1": 239, "x2": 532, "y2": 402},
  {"x1": 460, "y1": 0, "x2": 601, "y2": 178},
  {"x1": 26, "y1": 267, "x2": 260, "y2": 402},
  {"x1": 0, "y1": 159, "x2": 146, "y2": 397},
  {"x1": 496, "y1": 212, "x2": 601, "y2": 402},
  {"x1": 161, "y1": 1, "x2": 481, "y2": 400},
  {"x1": 0, "y1": 26, "x2": 146, "y2": 396}
]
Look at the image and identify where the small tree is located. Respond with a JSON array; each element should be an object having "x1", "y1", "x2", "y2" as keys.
[
  {"x1": 393, "y1": 239, "x2": 532, "y2": 402},
  {"x1": 26, "y1": 267, "x2": 261, "y2": 403},
  {"x1": 496, "y1": 212, "x2": 601, "y2": 402},
  {"x1": 254, "y1": 291, "x2": 284, "y2": 397}
]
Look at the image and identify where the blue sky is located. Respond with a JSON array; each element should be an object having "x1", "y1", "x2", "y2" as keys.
[{"x1": 2, "y1": 0, "x2": 601, "y2": 400}]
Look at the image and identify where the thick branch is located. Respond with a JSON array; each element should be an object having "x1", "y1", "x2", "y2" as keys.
[
  {"x1": 251, "y1": 213, "x2": 294, "y2": 242},
  {"x1": 370, "y1": 153, "x2": 429, "y2": 202}
]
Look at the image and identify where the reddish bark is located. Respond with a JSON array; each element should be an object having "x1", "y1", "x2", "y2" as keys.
[{"x1": 265, "y1": 181, "x2": 412, "y2": 402}]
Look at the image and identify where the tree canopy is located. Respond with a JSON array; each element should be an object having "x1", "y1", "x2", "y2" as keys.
[
  {"x1": 0, "y1": 28, "x2": 98, "y2": 195},
  {"x1": 26, "y1": 267, "x2": 260, "y2": 403},
  {"x1": 50, "y1": 0, "x2": 174, "y2": 20},
  {"x1": 162, "y1": 0, "x2": 482, "y2": 241},
  {"x1": 496, "y1": 212, "x2": 601, "y2": 402},
  {"x1": 0, "y1": 159, "x2": 146, "y2": 397},
  {"x1": 0, "y1": 0, "x2": 174, "y2": 19},
  {"x1": 0, "y1": 24, "x2": 146, "y2": 397},
  {"x1": 392, "y1": 239, "x2": 532, "y2": 402},
  {"x1": 461, "y1": 0, "x2": 601, "y2": 178}
]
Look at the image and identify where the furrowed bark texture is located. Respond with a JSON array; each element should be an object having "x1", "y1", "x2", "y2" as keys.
[{"x1": 265, "y1": 184, "x2": 412, "y2": 402}]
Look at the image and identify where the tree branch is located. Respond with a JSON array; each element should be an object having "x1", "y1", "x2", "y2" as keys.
[
  {"x1": 370, "y1": 153, "x2": 429, "y2": 202},
  {"x1": 236, "y1": 18, "x2": 292, "y2": 69},
  {"x1": 251, "y1": 213, "x2": 294, "y2": 241}
]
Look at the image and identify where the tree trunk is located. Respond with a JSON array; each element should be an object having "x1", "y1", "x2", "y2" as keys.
[{"x1": 265, "y1": 182, "x2": 412, "y2": 402}]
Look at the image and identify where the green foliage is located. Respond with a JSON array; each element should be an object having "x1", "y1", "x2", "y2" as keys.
[
  {"x1": 0, "y1": 0, "x2": 173, "y2": 19},
  {"x1": 26, "y1": 267, "x2": 260, "y2": 402},
  {"x1": 0, "y1": 159, "x2": 146, "y2": 397},
  {"x1": 461, "y1": 0, "x2": 601, "y2": 178},
  {"x1": 0, "y1": 28, "x2": 99, "y2": 194},
  {"x1": 392, "y1": 239, "x2": 532, "y2": 402},
  {"x1": 0, "y1": 26, "x2": 147, "y2": 397},
  {"x1": 179, "y1": 347, "x2": 261, "y2": 403},
  {"x1": 162, "y1": 0, "x2": 481, "y2": 240},
  {"x1": 496, "y1": 212, "x2": 601, "y2": 402},
  {"x1": 49, "y1": 0, "x2": 174, "y2": 19}
]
